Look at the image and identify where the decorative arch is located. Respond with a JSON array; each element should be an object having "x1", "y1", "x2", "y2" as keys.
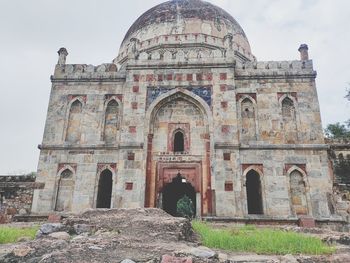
[
  {"x1": 173, "y1": 129, "x2": 185, "y2": 152},
  {"x1": 286, "y1": 166, "x2": 312, "y2": 216},
  {"x1": 144, "y1": 89, "x2": 213, "y2": 214},
  {"x1": 237, "y1": 95, "x2": 258, "y2": 142},
  {"x1": 64, "y1": 98, "x2": 84, "y2": 143},
  {"x1": 54, "y1": 166, "x2": 75, "y2": 212},
  {"x1": 101, "y1": 97, "x2": 121, "y2": 143},
  {"x1": 281, "y1": 97, "x2": 296, "y2": 119},
  {"x1": 168, "y1": 124, "x2": 191, "y2": 152},
  {"x1": 279, "y1": 95, "x2": 299, "y2": 143},
  {"x1": 286, "y1": 166, "x2": 308, "y2": 185},
  {"x1": 145, "y1": 88, "x2": 213, "y2": 134}
]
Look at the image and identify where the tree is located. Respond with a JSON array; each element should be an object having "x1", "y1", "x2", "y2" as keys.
[
  {"x1": 325, "y1": 87, "x2": 350, "y2": 139},
  {"x1": 325, "y1": 122, "x2": 350, "y2": 139}
]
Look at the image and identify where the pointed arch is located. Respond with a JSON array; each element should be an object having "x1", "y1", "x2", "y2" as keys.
[
  {"x1": 242, "y1": 165, "x2": 266, "y2": 215},
  {"x1": 103, "y1": 99, "x2": 120, "y2": 143},
  {"x1": 144, "y1": 89, "x2": 213, "y2": 213},
  {"x1": 286, "y1": 167, "x2": 310, "y2": 216},
  {"x1": 173, "y1": 130, "x2": 185, "y2": 152},
  {"x1": 281, "y1": 97, "x2": 296, "y2": 119},
  {"x1": 96, "y1": 169, "x2": 113, "y2": 208},
  {"x1": 55, "y1": 168, "x2": 75, "y2": 212},
  {"x1": 245, "y1": 169, "x2": 263, "y2": 215},
  {"x1": 241, "y1": 97, "x2": 255, "y2": 118},
  {"x1": 279, "y1": 95, "x2": 298, "y2": 143},
  {"x1": 145, "y1": 88, "x2": 212, "y2": 134},
  {"x1": 238, "y1": 95, "x2": 257, "y2": 141},
  {"x1": 65, "y1": 99, "x2": 83, "y2": 143}
]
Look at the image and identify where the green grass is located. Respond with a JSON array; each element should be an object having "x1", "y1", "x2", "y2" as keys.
[
  {"x1": 192, "y1": 221, "x2": 335, "y2": 255},
  {"x1": 0, "y1": 226, "x2": 39, "y2": 244}
]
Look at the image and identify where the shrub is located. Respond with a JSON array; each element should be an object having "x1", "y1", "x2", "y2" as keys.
[{"x1": 176, "y1": 195, "x2": 194, "y2": 219}]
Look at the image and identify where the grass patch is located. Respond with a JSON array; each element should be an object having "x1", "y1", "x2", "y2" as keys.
[
  {"x1": 192, "y1": 221, "x2": 335, "y2": 255},
  {"x1": 0, "y1": 226, "x2": 38, "y2": 244}
]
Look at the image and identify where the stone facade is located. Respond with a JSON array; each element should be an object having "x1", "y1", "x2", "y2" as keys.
[{"x1": 32, "y1": 0, "x2": 335, "y2": 221}]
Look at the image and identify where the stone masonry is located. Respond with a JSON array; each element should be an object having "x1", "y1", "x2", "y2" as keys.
[
  {"x1": 0, "y1": 174, "x2": 43, "y2": 223},
  {"x1": 32, "y1": 0, "x2": 337, "y2": 222}
]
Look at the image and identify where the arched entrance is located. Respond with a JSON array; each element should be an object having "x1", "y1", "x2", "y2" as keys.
[
  {"x1": 144, "y1": 89, "x2": 213, "y2": 216},
  {"x1": 162, "y1": 173, "x2": 196, "y2": 217},
  {"x1": 246, "y1": 170, "x2": 263, "y2": 215},
  {"x1": 96, "y1": 169, "x2": 113, "y2": 208}
]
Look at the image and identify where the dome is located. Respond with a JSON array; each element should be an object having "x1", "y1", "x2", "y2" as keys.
[{"x1": 117, "y1": 0, "x2": 253, "y2": 62}]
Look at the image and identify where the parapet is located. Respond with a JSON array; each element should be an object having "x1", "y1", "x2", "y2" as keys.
[
  {"x1": 53, "y1": 63, "x2": 126, "y2": 82},
  {"x1": 235, "y1": 60, "x2": 316, "y2": 79}
]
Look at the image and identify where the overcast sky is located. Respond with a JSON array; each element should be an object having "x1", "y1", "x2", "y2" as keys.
[{"x1": 0, "y1": 0, "x2": 349, "y2": 174}]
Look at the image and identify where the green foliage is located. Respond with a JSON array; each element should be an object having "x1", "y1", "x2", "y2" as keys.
[
  {"x1": 325, "y1": 122, "x2": 350, "y2": 139},
  {"x1": 176, "y1": 195, "x2": 194, "y2": 219},
  {"x1": 0, "y1": 226, "x2": 38, "y2": 244},
  {"x1": 334, "y1": 154, "x2": 350, "y2": 184},
  {"x1": 192, "y1": 221, "x2": 335, "y2": 255}
]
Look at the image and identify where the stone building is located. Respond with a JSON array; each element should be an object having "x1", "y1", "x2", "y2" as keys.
[{"x1": 32, "y1": 0, "x2": 335, "y2": 221}]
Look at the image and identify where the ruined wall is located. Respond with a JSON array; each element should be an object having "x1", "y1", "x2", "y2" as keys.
[
  {"x1": 0, "y1": 174, "x2": 43, "y2": 223},
  {"x1": 327, "y1": 139, "x2": 350, "y2": 221}
]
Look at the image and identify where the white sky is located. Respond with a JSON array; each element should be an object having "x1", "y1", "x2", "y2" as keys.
[{"x1": 0, "y1": 0, "x2": 349, "y2": 174}]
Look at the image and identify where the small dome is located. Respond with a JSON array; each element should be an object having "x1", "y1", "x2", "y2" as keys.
[{"x1": 117, "y1": 0, "x2": 252, "y2": 61}]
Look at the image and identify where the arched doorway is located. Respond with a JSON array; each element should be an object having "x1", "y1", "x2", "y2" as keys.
[
  {"x1": 162, "y1": 173, "x2": 196, "y2": 217},
  {"x1": 96, "y1": 169, "x2": 113, "y2": 208},
  {"x1": 144, "y1": 89, "x2": 213, "y2": 216},
  {"x1": 246, "y1": 170, "x2": 263, "y2": 215}
]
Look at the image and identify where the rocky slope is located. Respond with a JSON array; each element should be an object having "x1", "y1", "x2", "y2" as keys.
[{"x1": 0, "y1": 209, "x2": 349, "y2": 263}]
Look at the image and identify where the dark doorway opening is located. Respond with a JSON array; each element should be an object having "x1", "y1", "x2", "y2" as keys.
[
  {"x1": 246, "y1": 170, "x2": 263, "y2": 215},
  {"x1": 96, "y1": 170, "x2": 113, "y2": 208},
  {"x1": 174, "y1": 131, "x2": 184, "y2": 152},
  {"x1": 162, "y1": 174, "x2": 196, "y2": 217}
]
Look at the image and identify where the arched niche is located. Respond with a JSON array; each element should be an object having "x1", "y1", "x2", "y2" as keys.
[
  {"x1": 103, "y1": 99, "x2": 120, "y2": 144},
  {"x1": 239, "y1": 96, "x2": 257, "y2": 141},
  {"x1": 55, "y1": 168, "x2": 75, "y2": 212},
  {"x1": 279, "y1": 95, "x2": 298, "y2": 144},
  {"x1": 65, "y1": 99, "x2": 83, "y2": 143}
]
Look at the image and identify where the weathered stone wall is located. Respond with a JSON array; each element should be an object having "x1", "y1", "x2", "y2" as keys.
[
  {"x1": 0, "y1": 174, "x2": 43, "y2": 223},
  {"x1": 327, "y1": 139, "x2": 350, "y2": 221},
  {"x1": 32, "y1": 0, "x2": 335, "y2": 221},
  {"x1": 33, "y1": 54, "x2": 333, "y2": 220}
]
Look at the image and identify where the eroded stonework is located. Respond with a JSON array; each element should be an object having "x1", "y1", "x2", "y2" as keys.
[{"x1": 32, "y1": 0, "x2": 338, "y2": 222}]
